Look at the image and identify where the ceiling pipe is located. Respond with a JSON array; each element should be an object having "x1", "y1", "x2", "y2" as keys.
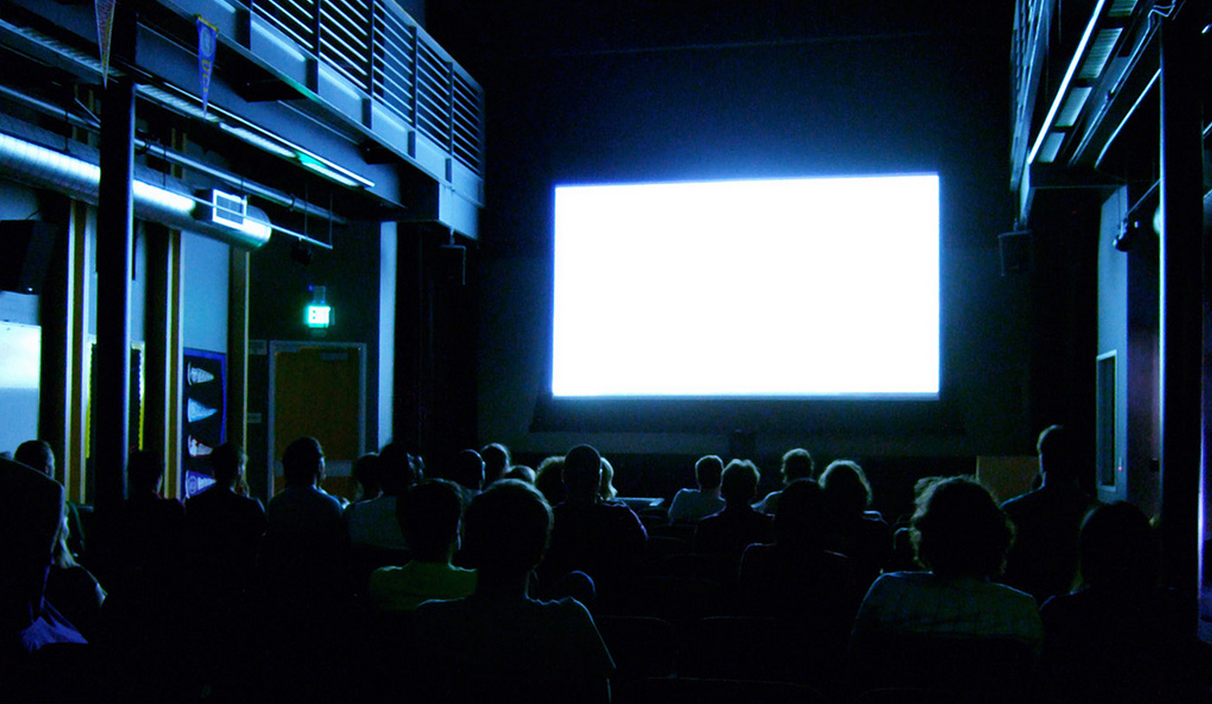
[
  {"x1": 0, "y1": 82, "x2": 346, "y2": 225},
  {"x1": 0, "y1": 129, "x2": 272, "y2": 249}
]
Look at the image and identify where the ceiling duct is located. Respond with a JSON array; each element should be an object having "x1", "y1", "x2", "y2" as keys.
[{"x1": 0, "y1": 130, "x2": 272, "y2": 249}]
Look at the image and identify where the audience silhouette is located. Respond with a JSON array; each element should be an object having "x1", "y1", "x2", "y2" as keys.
[
  {"x1": 849, "y1": 475, "x2": 1042, "y2": 700},
  {"x1": 541, "y1": 445, "x2": 647, "y2": 604},
  {"x1": 667, "y1": 454, "x2": 726, "y2": 524},
  {"x1": 1041, "y1": 501, "x2": 1212, "y2": 704},
  {"x1": 754, "y1": 448, "x2": 815, "y2": 515},
  {"x1": 369, "y1": 479, "x2": 476, "y2": 612},
  {"x1": 694, "y1": 458, "x2": 774, "y2": 557},
  {"x1": 1001, "y1": 424, "x2": 1099, "y2": 604},
  {"x1": 6, "y1": 430, "x2": 1203, "y2": 703},
  {"x1": 412, "y1": 479, "x2": 614, "y2": 703},
  {"x1": 819, "y1": 459, "x2": 892, "y2": 591}
]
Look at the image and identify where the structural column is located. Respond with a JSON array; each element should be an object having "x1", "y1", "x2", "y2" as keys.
[
  {"x1": 1157, "y1": 3, "x2": 1203, "y2": 622},
  {"x1": 93, "y1": 50, "x2": 136, "y2": 513}
]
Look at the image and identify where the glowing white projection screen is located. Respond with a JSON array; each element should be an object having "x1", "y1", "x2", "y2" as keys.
[{"x1": 552, "y1": 174, "x2": 940, "y2": 398}]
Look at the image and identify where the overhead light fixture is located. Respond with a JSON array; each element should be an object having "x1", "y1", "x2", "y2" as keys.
[
  {"x1": 296, "y1": 152, "x2": 374, "y2": 189},
  {"x1": 219, "y1": 123, "x2": 296, "y2": 159}
]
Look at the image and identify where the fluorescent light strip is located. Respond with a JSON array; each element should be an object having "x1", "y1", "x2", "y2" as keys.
[
  {"x1": 1027, "y1": 0, "x2": 1108, "y2": 165},
  {"x1": 1056, "y1": 86, "x2": 1094, "y2": 128}
]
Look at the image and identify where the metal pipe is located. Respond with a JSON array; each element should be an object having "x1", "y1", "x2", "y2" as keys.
[{"x1": 0, "y1": 83, "x2": 346, "y2": 224}]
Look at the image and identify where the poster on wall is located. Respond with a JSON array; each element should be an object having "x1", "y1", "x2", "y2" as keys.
[{"x1": 183, "y1": 348, "x2": 225, "y2": 498}]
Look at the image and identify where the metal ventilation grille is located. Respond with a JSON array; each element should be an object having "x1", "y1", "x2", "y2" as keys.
[
  {"x1": 247, "y1": 0, "x2": 484, "y2": 176},
  {"x1": 415, "y1": 40, "x2": 452, "y2": 150},
  {"x1": 252, "y1": 0, "x2": 316, "y2": 53},
  {"x1": 319, "y1": 0, "x2": 372, "y2": 92},
  {"x1": 372, "y1": 3, "x2": 416, "y2": 123},
  {"x1": 451, "y1": 72, "x2": 482, "y2": 171}
]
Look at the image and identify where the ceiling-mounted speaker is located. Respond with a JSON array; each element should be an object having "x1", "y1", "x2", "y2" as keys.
[
  {"x1": 998, "y1": 230, "x2": 1033, "y2": 276},
  {"x1": 441, "y1": 243, "x2": 466, "y2": 286},
  {"x1": 0, "y1": 221, "x2": 59, "y2": 294}
]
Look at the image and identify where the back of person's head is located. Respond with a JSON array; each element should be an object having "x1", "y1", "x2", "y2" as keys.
[
  {"x1": 1037, "y1": 424, "x2": 1078, "y2": 482},
  {"x1": 563, "y1": 444, "x2": 602, "y2": 502},
  {"x1": 282, "y1": 437, "x2": 324, "y2": 487},
  {"x1": 378, "y1": 440, "x2": 422, "y2": 495},
  {"x1": 535, "y1": 455, "x2": 566, "y2": 506},
  {"x1": 209, "y1": 443, "x2": 247, "y2": 487},
  {"x1": 912, "y1": 476, "x2": 1012, "y2": 579},
  {"x1": 598, "y1": 456, "x2": 618, "y2": 500},
  {"x1": 721, "y1": 459, "x2": 760, "y2": 504},
  {"x1": 781, "y1": 448, "x2": 815, "y2": 485},
  {"x1": 461, "y1": 479, "x2": 552, "y2": 577},
  {"x1": 480, "y1": 442, "x2": 511, "y2": 484},
  {"x1": 127, "y1": 450, "x2": 166, "y2": 494},
  {"x1": 352, "y1": 452, "x2": 383, "y2": 500},
  {"x1": 1079, "y1": 501, "x2": 1158, "y2": 590},
  {"x1": 503, "y1": 464, "x2": 536, "y2": 484},
  {"x1": 14, "y1": 440, "x2": 54, "y2": 476},
  {"x1": 398, "y1": 479, "x2": 464, "y2": 562},
  {"x1": 776, "y1": 478, "x2": 828, "y2": 546},
  {"x1": 820, "y1": 460, "x2": 873, "y2": 518},
  {"x1": 695, "y1": 455, "x2": 724, "y2": 491},
  {"x1": 450, "y1": 449, "x2": 486, "y2": 492}
]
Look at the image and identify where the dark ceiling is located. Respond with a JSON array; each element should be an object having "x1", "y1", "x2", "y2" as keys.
[{"x1": 428, "y1": 1, "x2": 1014, "y2": 77}]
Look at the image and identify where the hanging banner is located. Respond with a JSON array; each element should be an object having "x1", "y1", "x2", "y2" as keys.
[
  {"x1": 95, "y1": 0, "x2": 117, "y2": 87},
  {"x1": 196, "y1": 16, "x2": 218, "y2": 116}
]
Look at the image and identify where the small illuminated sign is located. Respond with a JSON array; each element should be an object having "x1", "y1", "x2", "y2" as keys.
[{"x1": 307, "y1": 304, "x2": 332, "y2": 328}]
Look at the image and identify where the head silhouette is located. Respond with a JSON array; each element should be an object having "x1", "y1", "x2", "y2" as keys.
[
  {"x1": 1079, "y1": 501, "x2": 1158, "y2": 590},
  {"x1": 282, "y1": 437, "x2": 324, "y2": 487},
  {"x1": 780, "y1": 448, "x2": 815, "y2": 485},
  {"x1": 14, "y1": 440, "x2": 54, "y2": 476},
  {"x1": 480, "y1": 443, "x2": 511, "y2": 485},
  {"x1": 461, "y1": 479, "x2": 552, "y2": 578},
  {"x1": 912, "y1": 476, "x2": 1012, "y2": 579},
  {"x1": 451, "y1": 449, "x2": 485, "y2": 492},
  {"x1": 721, "y1": 459, "x2": 760, "y2": 504},
  {"x1": 820, "y1": 459, "x2": 873, "y2": 518},
  {"x1": 209, "y1": 443, "x2": 247, "y2": 487},
  {"x1": 695, "y1": 455, "x2": 724, "y2": 491},
  {"x1": 398, "y1": 479, "x2": 464, "y2": 563},
  {"x1": 128, "y1": 450, "x2": 166, "y2": 494},
  {"x1": 563, "y1": 444, "x2": 602, "y2": 502}
]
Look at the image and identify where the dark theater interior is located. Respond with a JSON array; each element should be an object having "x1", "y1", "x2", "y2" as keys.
[{"x1": 2, "y1": 0, "x2": 1212, "y2": 701}]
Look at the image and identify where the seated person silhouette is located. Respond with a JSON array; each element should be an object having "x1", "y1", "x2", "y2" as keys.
[
  {"x1": 1041, "y1": 501, "x2": 1211, "y2": 704},
  {"x1": 740, "y1": 479, "x2": 859, "y2": 661},
  {"x1": 668, "y1": 454, "x2": 726, "y2": 524},
  {"x1": 535, "y1": 455, "x2": 566, "y2": 507},
  {"x1": 448, "y1": 449, "x2": 485, "y2": 505},
  {"x1": 412, "y1": 480, "x2": 614, "y2": 704},
  {"x1": 185, "y1": 443, "x2": 267, "y2": 595},
  {"x1": 345, "y1": 441, "x2": 421, "y2": 552},
  {"x1": 694, "y1": 459, "x2": 774, "y2": 557},
  {"x1": 754, "y1": 448, "x2": 815, "y2": 515},
  {"x1": 849, "y1": 476, "x2": 1042, "y2": 696},
  {"x1": 598, "y1": 456, "x2": 619, "y2": 501},
  {"x1": 350, "y1": 452, "x2": 383, "y2": 503},
  {"x1": 369, "y1": 479, "x2": 476, "y2": 612},
  {"x1": 540, "y1": 445, "x2": 647, "y2": 601},
  {"x1": 0, "y1": 456, "x2": 85, "y2": 654},
  {"x1": 14, "y1": 440, "x2": 86, "y2": 561},
  {"x1": 262, "y1": 437, "x2": 349, "y2": 606},
  {"x1": 479, "y1": 442, "x2": 511, "y2": 486},
  {"x1": 1001, "y1": 424, "x2": 1099, "y2": 604},
  {"x1": 819, "y1": 459, "x2": 892, "y2": 592}
]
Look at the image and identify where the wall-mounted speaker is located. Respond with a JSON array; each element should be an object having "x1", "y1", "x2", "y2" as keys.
[
  {"x1": 998, "y1": 230, "x2": 1033, "y2": 276},
  {"x1": 440, "y1": 243, "x2": 466, "y2": 286},
  {"x1": 0, "y1": 221, "x2": 58, "y2": 295}
]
